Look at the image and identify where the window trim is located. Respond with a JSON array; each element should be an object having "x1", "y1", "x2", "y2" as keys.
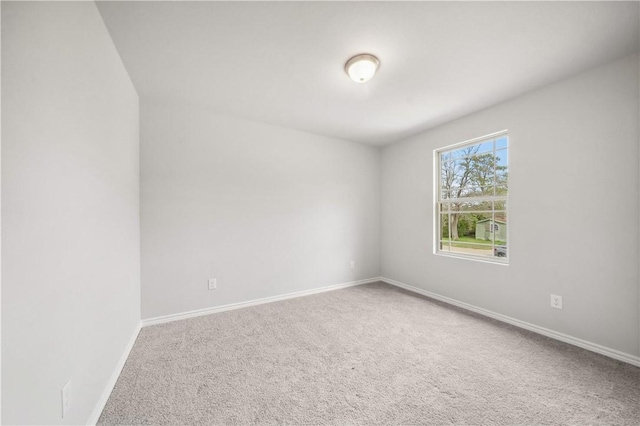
[{"x1": 433, "y1": 130, "x2": 509, "y2": 265}]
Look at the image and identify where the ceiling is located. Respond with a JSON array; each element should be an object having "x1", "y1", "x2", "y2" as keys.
[{"x1": 96, "y1": 1, "x2": 640, "y2": 146}]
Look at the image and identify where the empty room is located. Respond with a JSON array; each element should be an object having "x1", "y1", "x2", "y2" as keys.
[{"x1": 2, "y1": 1, "x2": 640, "y2": 425}]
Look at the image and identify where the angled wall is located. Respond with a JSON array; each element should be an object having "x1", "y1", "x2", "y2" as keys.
[{"x1": 2, "y1": 2, "x2": 140, "y2": 424}]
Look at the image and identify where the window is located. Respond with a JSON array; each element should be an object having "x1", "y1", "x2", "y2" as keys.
[{"x1": 435, "y1": 131, "x2": 508, "y2": 263}]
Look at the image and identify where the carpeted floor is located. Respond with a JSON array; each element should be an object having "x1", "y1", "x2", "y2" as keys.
[{"x1": 98, "y1": 282, "x2": 640, "y2": 425}]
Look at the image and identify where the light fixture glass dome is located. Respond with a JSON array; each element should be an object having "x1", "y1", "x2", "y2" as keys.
[{"x1": 345, "y1": 54, "x2": 380, "y2": 83}]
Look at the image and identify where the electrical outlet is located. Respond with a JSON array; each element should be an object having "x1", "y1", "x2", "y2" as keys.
[
  {"x1": 61, "y1": 380, "x2": 71, "y2": 418},
  {"x1": 350, "y1": 261, "x2": 355, "y2": 270},
  {"x1": 550, "y1": 295, "x2": 563, "y2": 309},
  {"x1": 208, "y1": 278, "x2": 217, "y2": 290}
]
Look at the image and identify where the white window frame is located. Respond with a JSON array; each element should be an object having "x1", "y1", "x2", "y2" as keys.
[{"x1": 433, "y1": 130, "x2": 509, "y2": 265}]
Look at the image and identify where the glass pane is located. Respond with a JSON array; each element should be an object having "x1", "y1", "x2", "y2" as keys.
[
  {"x1": 493, "y1": 212, "x2": 507, "y2": 245},
  {"x1": 442, "y1": 154, "x2": 498, "y2": 190},
  {"x1": 493, "y1": 212, "x2": 508, "y2": 259},
  {"x1": 473, "y1": 215, "x2": 505, "y2": 243},
  {"x1": 493, "y1": 244, "x2": 508, "y2": 259},
  {"x1": 441, "y1": 153, "x2": 500, "y2": 191},
  {"x1": 496, "y1": 149, "x2": 508, "y2": 169},
  {"x1": 440, "y1": 160, "x2": 456, "y2": 190},
  {"x1": 494, "y1": 200, "x2": 508, "y2": 212},
  {"x1": 475, "y1": 186, "x2": 495, "y2": 197},
  {"x1": 448, "y1": 146, "x2": 470, "y2": 159},
  {"x1": 439, "y1": 212, "x2": 492, "y2": 243},
  {"x1": 451, "y1": 158, "x2": 473, "y2": 187},
  {"x1": 447, "y1": 186, "x2": 494, "y2": 199},
  {"x1": 473, "y1": 140, "x2": 495, "y2": 155},
  {"x1": 446, "y1": 187, "x2": 461, "y2": 198},
  {"x1": 450, "y1": 201, "x2": 493, "y2": 212},
  {"x1": 495, "y1": 185, "x2": 508, "y2": 196},
  {"x1": 496, "y1": 136, "x2": 508, "y2": 149},
  {"x1": 495, "y1": 150, "x2": 508, "y2": 195},
  {"x1": 447, "y1": 242, "x2": 494, "y2": 258},
  {"x1": 469, "y1": 152, "x2": 497, "y2": 187},
  {"x1": 441, "y1": 152, "x2": 453, "y2": 162},
  {"x1": 449, "y1": 141, "x2": 492, "y2": 159},
  {"x1": 440, "y1": 213, "x2": 449, "y2": 248}
]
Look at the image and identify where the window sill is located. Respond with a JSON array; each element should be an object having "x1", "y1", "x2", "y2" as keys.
[{"x1": 434, "y1": 250, "x2": 509, "y2": 266}]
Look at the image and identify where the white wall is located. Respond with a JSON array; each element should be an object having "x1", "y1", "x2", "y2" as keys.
[
  {"x1": 381, "y1": 54, "x2": 640, "y2": 357},
  {"x1": 141, "y1": 100, "x2": 380, "y2": 319},
  {"x1": 2, "y1": 2, "x2": 140, "y2": 424},
  {"x1": 0, "y1": 1, "x2": 4, "y2": 422}
]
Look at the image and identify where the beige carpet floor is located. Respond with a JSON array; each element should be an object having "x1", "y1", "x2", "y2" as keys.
[{"x1": 98, "y1": 282, "x2": 640, "y2": 425}]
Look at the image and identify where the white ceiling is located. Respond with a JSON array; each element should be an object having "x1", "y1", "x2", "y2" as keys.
[{"x1": 96, "y1": 1, "x2": 639, "y2": 146}]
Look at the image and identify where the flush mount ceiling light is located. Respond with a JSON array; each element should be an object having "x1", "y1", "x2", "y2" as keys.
[{"x1": 344, "y1": 54, "x2": 380, "y2": 83}]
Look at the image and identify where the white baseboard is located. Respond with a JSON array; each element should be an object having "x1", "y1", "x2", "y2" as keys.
[
  {"x1": 86, "y1": 322, "x2": 142, "y2": 426},
  {"x1": 87, "y1": 275, "x2": 637, "y2": 426},
  {"x1": 141, "y1": 277, "x2": 381, "y2": 327},
  {"x1": 380, "y1": 276, "x2": 640, "y2": 368}
]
